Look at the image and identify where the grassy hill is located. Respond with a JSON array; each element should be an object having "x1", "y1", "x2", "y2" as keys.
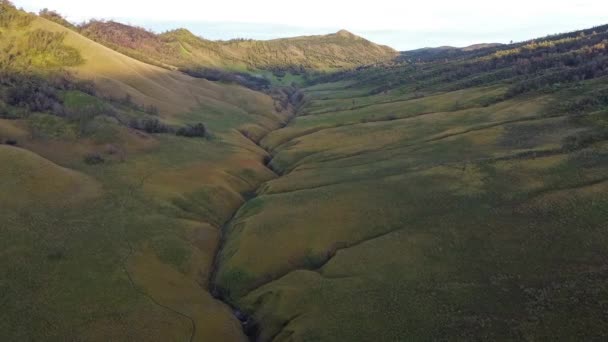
[
  {"x1": 0, "y1": 3, "x2": 289, "y2": 341},
  {"x1": 78, "y1": 21, "x2": 397, "y2": 74},
  {"x1": 29, "y1": 18, "x2": 281, "y2": 117}
]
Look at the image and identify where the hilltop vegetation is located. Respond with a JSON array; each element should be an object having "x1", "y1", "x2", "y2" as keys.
[
  {"x1": 75, "y1": 20, "x2": 397, "y2": 76},
  {"x1": 400, "y1": 43, "x2": 504, "y2": 62},
  {"x1": 19, "y1": 7, "x2": 397, "y2": 88},
  {"x1": 318, "y1": 24, "x2": 608, "y2": 98}
]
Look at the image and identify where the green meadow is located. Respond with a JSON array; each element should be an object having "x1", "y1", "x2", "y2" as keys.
[
  {"x1": 214, "y1": 30, "x2": 608, "y2": 339},
  {"x1": 216, "y1": 79, "x2": 608, "y2": 341}
]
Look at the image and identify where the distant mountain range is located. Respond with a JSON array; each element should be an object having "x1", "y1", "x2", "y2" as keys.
[{"x1": 400, "y1": 43, "x2": 504, "y2": 62}]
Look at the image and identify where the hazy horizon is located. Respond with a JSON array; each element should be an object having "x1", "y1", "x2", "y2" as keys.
[{"x1": 15, "y1": 0, "x2": 608, "y2": 50}]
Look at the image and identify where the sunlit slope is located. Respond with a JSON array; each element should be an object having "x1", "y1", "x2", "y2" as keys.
[
  {"x1": 29, "y1": 17, "x2": 276, "y2": 117},
  {"x1": 79, "y1": 21, "x2": 398, "y2": 72},
  {"x1": 0, "y1": 145, "x2": 101, "y2": 209},
  {"x1": 1, "y1": 9, "x2": 289, "y2": 341}
]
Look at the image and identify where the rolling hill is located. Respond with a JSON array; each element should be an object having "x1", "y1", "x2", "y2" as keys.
[
  {"x1": 78, "y1": 21, "x2": 397, "y2": 73},
  {"x1": 1, "y1": 1, "x2": 608, "y2": 341},
  {"x1": 1, "y1": 3, "x2": 287, "y2": 341},
  {"x1": 29, "y1": 17, "x2": 281, "y2": 116}
]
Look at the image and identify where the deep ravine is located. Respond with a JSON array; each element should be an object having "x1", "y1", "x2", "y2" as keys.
[{"x1": 207, "y1": 87, "x2": 304, "y2": 341}]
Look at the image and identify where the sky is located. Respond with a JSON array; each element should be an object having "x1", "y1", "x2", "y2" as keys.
[{"x1": 14, "y1": 0, "x2": 608, "y2": 50}]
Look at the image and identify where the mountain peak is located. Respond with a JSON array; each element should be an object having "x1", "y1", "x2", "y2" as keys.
[{"x1": 336, "y1": 29, "x2": 357, "y2": 38}]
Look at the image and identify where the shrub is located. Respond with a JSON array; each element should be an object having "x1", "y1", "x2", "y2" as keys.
[
  {"x1": 385, "y1": 114, "x2": 398, "y2": 121},
  {"x1": 176, "y1": 123, "x2": 207, "y2": 138},
  {"x1": 39, "y1": 8, "x2": 77, "y2": 30},
  {"x1": 47, "y1": 249, "x2": 65, "y2": 261},
  {"x1": 562, "y1": 130, "x2": 608, "y2": 151},
  {"x1": 121, "y1": 94, "x2": 133, "y2": 105},
  {"x1": 0, "y1": 73, "x2": 79, "y2": 117},
  {"x1": 182, "y1": 68, "x2": 271, "y2": 91},
  {"x1": 83, "y1": 153, "x2": 104, "y2": 165},
  {"x1": 4, "y1": 80, "x2": 61, "y2": 112},
  {"x1": 0, "y1": 1, "x2": 34, "y2": 28},
  {"x1": 129, "y1": 118, "x2": 170, "y2": 133},
  {"x1": 21, "y1": 30, "x2": 84, "y2": 67},
  {"x1": 145, "y1": 105, "x2": 159, "y2": 115},
  {"x1": 0, "y1": 102, "x2": 8, "y2": 117}
]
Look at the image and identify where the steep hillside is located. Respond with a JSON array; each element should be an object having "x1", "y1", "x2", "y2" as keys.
[
  {"x1": 0, "y1": 3, "x2": 289, "y2": 341},
  {"x1": 78, "y1": 21, "x2": 397, "y2": 73},
  {"x1": 24, "y1": 17, "x2": 277, "y2": 117}
]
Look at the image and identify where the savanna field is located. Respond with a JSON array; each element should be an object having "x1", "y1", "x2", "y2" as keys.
[{"x1": 1, "y1": 1, "x2": 607, "y2": 341}]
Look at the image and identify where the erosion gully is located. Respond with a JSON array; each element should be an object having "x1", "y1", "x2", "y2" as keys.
[{"x1": 208, "y1": 87, "x2": 304, "y2": 341}]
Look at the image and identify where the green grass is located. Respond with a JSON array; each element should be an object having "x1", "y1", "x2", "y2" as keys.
[
  {"x1": 0, "y1": 113, "x2": 280, "y2": 341},
  {"x1": 216, "y1": 74, "x2": 608, "y2": 341},
  {"x1": 77, "y1": 21, "x2": 397, "y2": 74},
  {"x1": 0, "y1": 9, "x2": 287, "y2": 339}
]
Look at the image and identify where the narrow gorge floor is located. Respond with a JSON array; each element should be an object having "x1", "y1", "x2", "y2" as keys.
[{"x1": 210, "y1": 128, "x2": 293, "y2": 341}]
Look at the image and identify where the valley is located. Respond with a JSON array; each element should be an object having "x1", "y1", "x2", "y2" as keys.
[
  {"x1": 209, "y1": 74, "x2": 608, "y2": 340},
  {"x1": 1, "y1": 2, "x2": 608, "y2": 341}
]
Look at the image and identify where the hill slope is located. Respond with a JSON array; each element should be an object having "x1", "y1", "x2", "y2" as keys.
[
  {"x1": 0, "y1": 4, "x2": 288, "y2": 341},
  {"x1": 213, "y1": 24, "x2": 608, "y2": 341},
  {"x1": 27, "y1": 17, "x2": 278, "y2": 116},
  {"x1": 78, "y1": 21, "x2": 397, "y2": 72}
]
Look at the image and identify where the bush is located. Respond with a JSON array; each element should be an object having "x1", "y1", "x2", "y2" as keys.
[
  {"x1": 182, "y1": 68, "x2": 271, "y2": 91},
  {"x1": 562, "y1": 130, "x2": 608, "y2": 151},
  {"x1": 385, "y1": 114, "x2": 398, "y2": 121},
  {"x1": 39, "y1": 8, "x2": 77, "y2": 30},
  {"x1": 3, "y1": 29, "x2": 84, "y2": 68},
  {"x1": 0, "y1": 73, "x2": 93, "y2": 118},
  {"x1": 4, "y1": 80, "x2": 62, "y2": 113},
  {"x1": 129, "y1": 118, "x2": 170, "y2": 133},
  {"x1": 145, "y1": 105, "x2": 159, "y2": 115},
  {"x1": 47, "y1": 249, "x2": 65, "y2": 261},
  {"x1": 176, "y1": 123, "x2": 207, "y2": 138},
  {"x1": 0, "y1": 102, "x2": 8, "y2": 117},
  {"x1": 0, "y1": 1, "x2": 34, "y2": 28},
  {"x1": 83, "y1": 153, "x2": 104, "y2": 165}
]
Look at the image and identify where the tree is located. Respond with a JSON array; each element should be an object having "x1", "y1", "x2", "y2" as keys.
[
  {"x1": 176, "y1": 123, "x2": 207, "y2": 138},
  {"x1": 129, "y1": 118, "x2": 170, "y2": 134}
]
